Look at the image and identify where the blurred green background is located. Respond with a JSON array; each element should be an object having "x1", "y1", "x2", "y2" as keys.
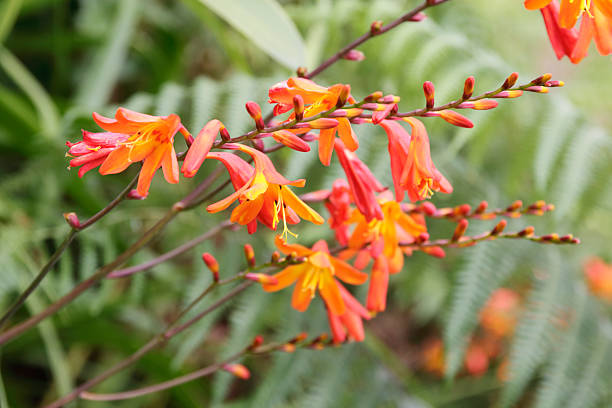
[{"x1": 1, "y1": 0, "x2": 612, "y2": 406}]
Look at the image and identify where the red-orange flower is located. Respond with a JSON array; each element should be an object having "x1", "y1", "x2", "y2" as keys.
[
  {"x1": 207, "y1": 144, "x2": 324, "y2": 235},
  {"x1": 479, "y1": 288, "x2": 521, "y2": 338},
  {"x1": 269, "y1": 77, "x2": 360, "y2": 166},
  {"x1": 262, "y1": 237, "x2": 368, "y2": 315},
  {"x1": 326, "y1": 281, "x2": 370, "y2": 343},
  {"x1": 526, "y1": 0, "x2": 612, "y2": 62},
  {"x1": 335, "y1": 139, "x2": 384, "y2": 221},
  {"x1": 68, "y1": 108, "x2": 188, "y2": 197},
  {"x1": 584, "y1": 257, "x2": 612, "y2": 301},
  {"x1": 66, "y1": 130, "x2": 128, "y2": 177},
  {"x1": 380, "y1": 118, "x2": 452, "y2": 203}
]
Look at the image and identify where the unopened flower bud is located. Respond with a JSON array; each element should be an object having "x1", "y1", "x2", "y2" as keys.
[
  {"x1": 293, "y1": 95, "x2": 304, "y2": 121},
  {"x1": 417, "y1": 232, "x2": 430, "y2": 244},
  {"x1": 452, "y1": 219, "x2": 469, "y2": 242},
  {"x1": 220, "y1": 126, "x2": 230, "y2": 141},
  {"x1": 249, "y1": 335, "x2": 264, "y2": 350},
  {"x1": 245, "y1": 273, "x2": 278, "y2": 285},
  {"x1": 541, "y1": 233, "x2": 559, "y2": 242},
  {"x1": 290, "y1": 332, "x2": 308, "y2": 344},
  {"x1": 298, "y1": 118, "x2": 339, "y2": 129},
  {"x1": 506, "y1": 200, "x2": 523, "y2": 212},
  {"x1": 459, "y1": 100, "x2": 498, "y2": 110},
  {"x1": 439, "y1": 110, "x2": 474, "y2": 128},
  {"x1": 518, "y1": 226, "x2": 535, "y2": 237},
  {"x1": 502, "y1": 72, "x2": 519, "y2": 89},
  {"x1": 493, "y1": 90, "x2": 523, "y2": 98},
  {"x1": 342, "y1": 49, "x2": 365, "y2": 61},
  {"x1": 524, "y1": 86, "x2": 549, "y2": 93},
  {"x1": 243, "y1": 244, "x2": 256, "y2": 267},
  {"x1": 127, "y1": 189, "x2": 147, "y2": 200},
  {"x1": 420, "y1": 201, "x2": 437, "y2": 216},
  {"x1": 423, "y1": 246, "x2": 446, "y2": 258},
  {"x1": 245, "y1": 101, "x2": 265, "y2": 130},
  {"x1": 272, "y1": 130, "x2": 310, "y2": 152},
  {"x1": 63, "y1": 212, "x2": 80, "y2": 229},
  {"x1": 364, "y1": 91, "x2": 383, "y2": 102},
  {"x1": 377, "y1": 95, "x2": 400, "y2": 104},
  {"x1": 202, "y1": 253, "x2": 219, "y2": 282},
  {"x1": 545, "y1": 80, "x2": 564, "y2": 87},
  {"x1": 335, "y1": 85, "x2": 351, "y2": 108},
  {"x1": 423, "y1": 81, "x2": 435, "y2": 109},
  {"x1": 281, "y1": 343, "x2": 296, "y2": 353},
  {"x1": 528, "y1": 200, "x2": 546, "y2": 211},
  {"x1": 270, "y1": 251, "x2": 281, "y2": 264},
  {"x1": 410, "y1": 12, "x2": 427, "y2": 21},
  {"x1": 296, "y1": 66, "x2": 308, "y2": 78},
  {"x1": 491, "y1": 219, "x2": 507, "y2": 236},
  {"x1": 475, "y1": 201, "x2": 488, "y2": 214},
  {"x1": 463, "y1": 76, "x2": 475, "y2": 99},
  {"x1": 370, "y1": 20, "x2": 383, "y2": 34},
  {"x1": 531, "y1": 73, "x2": 552, "y2": 86},
  {"x1": 222, "y1": 364, "x2": 250, "y2": 380}
]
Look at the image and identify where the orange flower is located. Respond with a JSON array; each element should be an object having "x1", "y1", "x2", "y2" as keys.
[
  {"x1": 584, "y1": 257, "x2": 612, "y2": 301},
  {"x1": 479, "y1": 288, "x2": 521, "y2": 338},
  {"x1": 334, "y1": 139, "x2": 384, "y2": 221},
  {"x1": 68, "y1": 108, "x2": 188, "y2": 197},
  {"x1": 67, "y1": 131, "x2": 129, "y2": 177},
  {"x1": 345, "y1": 193, "x2": 428, "y2": 312},
  {"x1": 326, "y1": 281, "x2": 370, "y2": 343},
  {"x1": 207, "y1": 144, "x2": 324, "y2": 236},
  {"x1": 398, "y1": 118, "x2": 452, "y2": 202},
  {"x1": 269, "y1": 77, "x2": 360, "y2": 166},
  {"x1": 526, "y1": 0, "x2": 612, "y2": 62},
  {"x1": 262, "y1": 236, "x2": 368, "y2": 315}
]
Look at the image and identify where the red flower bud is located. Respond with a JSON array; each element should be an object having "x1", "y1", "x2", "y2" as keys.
[
  {"x1": 458, "y1": 100, "x2": 498, "y2": 110},
  {"x1": 63, "y1": 212, "x2": 80, "y2": 229},
  {"x1": 439, "y1": 110, "x2": 474, "y2": 128},
  {"x1": 463, "y1": 76, "x2": 475, "y2": 99},
  {"x1": 475, "y1": 201, "x2": 488, "y2": 214},
  {"x1": 243, "y1": 244, "x2": 256, "y2": 267},
  {"x1": 272, "y1": 130, "x2": 310, "y2": 152},
  {"x1": 545, "y1": 80, "x2": 564, "y2": 87},
  {"x1": 452, "y1": 219, "x2": 469, "y2": 242},
  {"x1": 370, "y1": 20, "x2": 383, "y2": 34},
  {"x1": 423, "y1": 81, "x2": 435, "y2": 109},
  {"x1": 245, "y1": 273, "x2": 278, "y2": 285},
  {"x1": 202, "y1": 253, "x2": 219, "y2": 282},
  {"x1": 220, "y1": 126, "x2": 230, "y2": 141},
  {"x1": 222, "y1": 364, "x2": 250, "y2": 380},
  {"x1": 342, "y1": 49, "x2": 365, "y2": 61},
  {"x1": 491, "y1": 219, "x2": 507, "y2": 236},
  {"x1": 531, "y1": 73, "x2": 552, "y2": 86},
  {"x1": 524, "y1": 86, "x2": 549, "y2": 93},
  {"x1": 364, "y1": 91, "x2": 383, "y2": 102},
  {"x1": 293, "y1": 95, "x2": 304, "y2": 121},
  {"x1": 502, "y1": 72, "x2": 519, "y2": 89},
  {"x1": 493, "y1": 90, "x2": 523, "y2": 98},
  {"x1": 245, "y1": 101, "x2": 265, "y2": 130}
]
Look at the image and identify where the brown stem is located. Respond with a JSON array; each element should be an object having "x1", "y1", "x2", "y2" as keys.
[
  {"x1": 79, "y1": 351, "x2": 245, "y2": 402},
  {"x1": 304, "y1": 0, "x2": 452, "y2": 79},
  {"x1": 108, "y1": 220, "x2": 234, "y2": 279}
]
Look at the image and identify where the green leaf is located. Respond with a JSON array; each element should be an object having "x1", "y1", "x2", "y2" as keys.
[{"x1": 194, "y1": 0, "x2": 305, "y2": 69}]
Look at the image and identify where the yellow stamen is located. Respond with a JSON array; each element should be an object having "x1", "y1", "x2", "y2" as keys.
[{"x1": 274, "y1": 185, "x2": 298, "y2": 240}]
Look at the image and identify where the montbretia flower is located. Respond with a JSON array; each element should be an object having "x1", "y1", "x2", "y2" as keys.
[
  {"x1": 67, "y1": 108, "x2": 187, "y2": 197},
  {"x1": 262, "y1": 236, "x2": 368, "y2": 315},
  {"x1": 207, "y1": 144, "x2": 324, "y2": 236},
  {"x1": 326, "y1": 281, "x2": 370, "y2": 343},
  {"x1": 479, "y1": 288, "x2": 521, "y2": 338},
  {"x1": 269, "y1": 77, "x2": 360, "y2": 166},
  {"x1": 334, "y1": 139, "x2": 384, "y2": 221},
  {"x1": 379, "y1": 118, "x2": 452, "y2": 202},
  {"x1": 584, "y1": 257, "x2": 612, "y2": 301},
  {"x1": 526, "y1": 0, "x2": 612, "y2": 62}
]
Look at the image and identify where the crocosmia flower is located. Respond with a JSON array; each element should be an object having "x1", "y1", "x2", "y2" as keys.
[
  {"x1": 326, "y1": 282, "x2": 370, "y2": 343},
  {"x1": 584, "y1": 257, "x2": 612, "y2": 301},
  {"x1": 526, "y1": 0, "x2": 612, "y2": 62},
  {"x1": 269, "y1": 77, "x2": 360, "y2": 166},
  {"x1": 262, "y1": 236, "x2": 368, "y2": 315},
  {"x1": 382, "y1": 118, "x2": 452, "y2": 202},
  {"x1": 207, "y1": 144, "x2": 324, "y2": 236},
  {"x1": 68, "y1": 108, "x2": 188, "y2": 197}
]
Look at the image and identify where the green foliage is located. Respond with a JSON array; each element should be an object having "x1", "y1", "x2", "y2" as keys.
[{"x1": 1, "y1": 0, "x2": 612, "y2": 407}]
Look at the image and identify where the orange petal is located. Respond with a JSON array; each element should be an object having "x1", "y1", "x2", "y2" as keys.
[
  {"x1": 559, "y1": 0, "x2": 582, "y2": 28},
  {"x1": 262, "y1": 263, "x2": 308, "y2": 292},
  {"x1": 291, "y1": 276, "x2": 314, "y2": 311},
  {"x1": 337, "y1": 118, "x2": 358, "y2": 151},
  {"x1": 274, "y1": 235, "x2": 312, "y2": 256},
  {"x1": 99, "y1": 146, "x2": 133, "y2": 175},
  {"x1": 162, "y1": 144, "x2": 179, "y2": 184},
  {"x1": 93, "y1": 111, "x2": 139, "y2": 134},
  {"x1": 181, "y1": 119, "x2": 222, "y2": 177},
  {"x1": 331, "y1": 258, "x2": 368, "y2": 285},
  {"x1": 280, "y1": 186, "x2": 325, "y2": 225},
  {"x1": 230, "y1": 195, "x2": 265, "y2": 225},
  {"x1": 320, "y1": 273, "x2": 345, "y2": 316},
  {"x1": 524, "y1": 0, "x2": 552, "y2": 9},
  {"x1": 318, "y1": 128, "x2": 336, "y2": 166},
  {"x1": 136, "y1": 145, "x2": 167, "y2": 196}
]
